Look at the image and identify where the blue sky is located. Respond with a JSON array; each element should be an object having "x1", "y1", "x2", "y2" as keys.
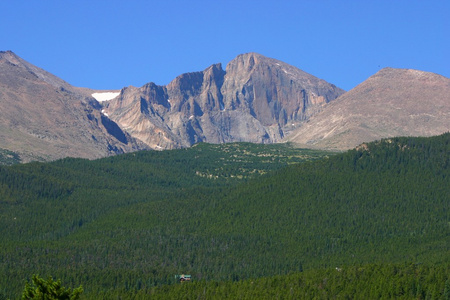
[{"x1": 2, "y1": 1, "x2": 449, "y2": 91}]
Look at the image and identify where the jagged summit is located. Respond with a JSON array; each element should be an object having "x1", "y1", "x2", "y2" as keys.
[
  {"x1": 1, "y1": 50, "x2": 448, "y2": 160},
  {"x1": 103, "y1": 53, "x2": 345, "y2": 149},
  {"x1": 226, "y1": 52, "x2": 340, "y2": 94},
  {"x1": 222, "y1": 53, "x2": 344, "y2": 124}
]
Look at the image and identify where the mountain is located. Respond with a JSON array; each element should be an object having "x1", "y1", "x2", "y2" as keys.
[
  {"x1": 0, "y1": 51, "x2": 147, "y2": 162},
  {"x1": 103, "y1": 53, "x2": 345, "y2": 149},
  {"x1": 286, "y1": 68, "x2": 450, "y2": 150}
]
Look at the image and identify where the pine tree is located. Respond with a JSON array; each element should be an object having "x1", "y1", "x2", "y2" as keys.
[{"x1": 21, "y1": 275, "x2": 83, "y2": 300}]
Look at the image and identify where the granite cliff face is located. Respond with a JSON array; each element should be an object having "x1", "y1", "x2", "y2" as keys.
[
  {"x1": 0, "y1": 51, "x2": 147, "y2": 162},
  {"x1": 104, "y1": 53, "x2": 345, "y2": 149},
  {"x1": 286, "y1": 68, "x2": 450, "y2": 150}
]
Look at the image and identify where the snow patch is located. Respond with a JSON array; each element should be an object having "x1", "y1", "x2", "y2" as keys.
[
  {"x1": 92, "y1": 92, "x2": 120, "y2": 102},
  {"x1": 101, "y1": 109, "x2": 109, "y2": 117},
  {"x1": 189, "y1": 115, "x2": 194, "y2": 120},
  {"x1": 282, "y1": 69, "x2": 294, "y2": 76}
]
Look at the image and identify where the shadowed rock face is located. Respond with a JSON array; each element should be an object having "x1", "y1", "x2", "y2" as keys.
[
  {"x1": 104, "y1": 53, "x2": 345, "y2": 149},
  {"x1": 285, "y1": 68, "x2": 450, "y2": 150},
  {"x1": 0, "y1": 51, "x2": 147, "y2": 162}
]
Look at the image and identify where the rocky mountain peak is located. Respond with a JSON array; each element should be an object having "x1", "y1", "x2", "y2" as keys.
[
  {"x1": 286, "y1": 67, "x2": 450, "y2": 150},
  {"x1": 225, "y1": 52, "x2": 262, "y2": 73},
  {"x1": 104, "y1": 53, "x2": 345, "y2": 149},
  {"x1": 0, "y1": 51, "x2": 147, "y2": 161},
  {"x1": 3, "y1": 51, "x2": 445, "y2": 161},
  {"x1": 0, "y1": 50, "x2": 20, "y2": 64}
]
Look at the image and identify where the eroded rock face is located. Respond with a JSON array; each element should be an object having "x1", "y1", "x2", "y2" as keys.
[
  {"x1": 0, "y1": 51, "x2": 147, "y2": 162},
  {"x1": 104, "y1": 53, "x2": 345, "y2": 149},
  {"x1": 285, "y1": 68, "x2": 450, "y2": 150}
]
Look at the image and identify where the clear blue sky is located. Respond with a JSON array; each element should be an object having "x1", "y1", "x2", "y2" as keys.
[{"x1": 1, "y1": 1, "x2": 449, "y2": 91}]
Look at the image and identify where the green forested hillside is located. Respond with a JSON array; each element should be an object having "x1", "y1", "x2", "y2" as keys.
[
  {"x1": 144, "y1": 263, "x2": 450, "y2": 299},
  {"x1": 0, "y1": 135, "x2": 448, "y2": 299},
  {"x1": 0, "y1": 143, "x2": 328, "y2": 298}
]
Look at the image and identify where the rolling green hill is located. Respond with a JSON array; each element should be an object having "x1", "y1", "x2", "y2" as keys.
[{"x1": 0, "y1": 135, "x2": 448, "y2": 299}]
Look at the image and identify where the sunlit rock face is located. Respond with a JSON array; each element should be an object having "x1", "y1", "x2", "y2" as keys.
[{"x1": 104, "y1": 53, "x2": 345, "y2": 149}]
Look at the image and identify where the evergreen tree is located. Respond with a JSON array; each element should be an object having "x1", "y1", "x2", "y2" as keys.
[{"x1": 22, "y1": 275, "x2": 83, "y2": 300}]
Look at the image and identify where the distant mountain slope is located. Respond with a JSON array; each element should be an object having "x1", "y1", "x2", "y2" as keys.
[
  {"x1": 104, "y1": 53, "x2": 345, "y2": 149},
  {"x1": 0, "y1": 51, "x2": 147, "y2": 161},
  {"x1": 286, "y1": 68, "x2": 450, "y2": 150}
]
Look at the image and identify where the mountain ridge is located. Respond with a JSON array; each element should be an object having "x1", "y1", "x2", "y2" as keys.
[
  {"x1": 286, "y1": 67, "x2": 450, "y2": 150},
  {"x1": 1, "y1": 50, "x2": 448, "y2": 161},
  {"x1": 0, "y1": 51, "x2": 147, "y2": 162},
  {"x1": 104, "y1": 52, "x2": 345, "y2": 149}
]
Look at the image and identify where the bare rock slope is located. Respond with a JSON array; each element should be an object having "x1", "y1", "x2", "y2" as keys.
[
  {"x1": 104, "y1": 53, "x2": 345, "y2": 149},
  {"x1": 0, "y1": 51, "x2": 146, "y2": 162},
  {"x1": 286, "y1": 68, "x2": 450, "y2": 150}
]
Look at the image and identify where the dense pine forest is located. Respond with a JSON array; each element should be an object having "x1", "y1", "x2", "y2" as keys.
[
  {"x1": 144, "y1": 263, "x2": 450, "y2": 299},
  {"x1": 0, "y1": 135, "x2": 449, "y2": 299}
]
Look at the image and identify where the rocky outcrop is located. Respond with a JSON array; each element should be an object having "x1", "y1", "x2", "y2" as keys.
[
  {"x1": 0, "y1": 51, "x2": 147, "y2": 162},
  {"x1": 104, "y1": 53, "x2": 345, "y2": 149},
  {"x1": 285, "y1": 68, "x2": 450, "y2": 150}
]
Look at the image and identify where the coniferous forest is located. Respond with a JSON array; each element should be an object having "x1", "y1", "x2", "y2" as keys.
[{"x1": 0, "y1": 134, "x2": 449, "y2": 299}]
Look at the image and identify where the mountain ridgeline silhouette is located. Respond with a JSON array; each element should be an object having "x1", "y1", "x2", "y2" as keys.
[{"x1": 1, "y1": 50, "x2": 449, "y2": 161}]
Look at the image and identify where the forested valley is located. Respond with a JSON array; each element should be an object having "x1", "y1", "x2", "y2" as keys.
[{"x1": 0, "y1": 135, "x2": 449, "y2": 299}]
